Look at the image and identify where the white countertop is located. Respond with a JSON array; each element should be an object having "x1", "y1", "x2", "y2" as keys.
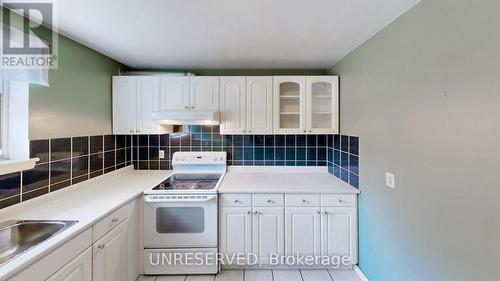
[
  {"x1": 0, "y1": 166, "x2": 171, "y2": 280},
  {"x1": 218, "y1": 166, "x2": 359, "y2": 194}
]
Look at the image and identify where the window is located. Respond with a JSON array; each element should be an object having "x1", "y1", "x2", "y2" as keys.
[
  {"x1": 0, "y1": 79, "x2": 30, "y2": 161},
  {"x1": 0, "y1": 79, "x2": 8, "y2": 159}
]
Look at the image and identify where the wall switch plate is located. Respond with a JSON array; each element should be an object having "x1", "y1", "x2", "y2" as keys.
[
  {"x1": 159, "y1": 150, "x2": 165, "y2": 159},
  {"x1": 386, "y1": 172, "x2": 395, "y2": 188}
]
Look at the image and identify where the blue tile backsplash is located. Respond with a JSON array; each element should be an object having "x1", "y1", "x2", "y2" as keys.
[
  {"x1": 131, "y1": 125, "x2": 329, "y2": 170},
  {"x1": 327, "y1": 134, "x2": 359, "y2": 188},
  {"x1": 0, "y1": 126, "x2": 360, "y2": 209},
  {"x1": 0, "y1": 135, "x2": 132, "y2": 209}
]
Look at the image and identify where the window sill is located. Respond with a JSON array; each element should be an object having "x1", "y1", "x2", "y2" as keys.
[{"x1": 0, "y1": 158, "x2": 39, "y2": 176}]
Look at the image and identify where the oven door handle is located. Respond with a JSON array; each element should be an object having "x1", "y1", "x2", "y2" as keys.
[{"x1": 144, "y1": 195, "x2": 217, "y2": 203}]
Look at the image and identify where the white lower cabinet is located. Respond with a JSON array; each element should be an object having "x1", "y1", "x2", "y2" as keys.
[
  {"x1": 252, "y1": 207, "x2": 284, "y2": 263},
  {"x1": 93, "y1": 219, "x2": 129, "y2": 281},
  {"x1": 220, "y1": 207, "x2": 252, "y2": 256},
  {"x1": 220, "y1": 193, "x2": 358, "y2": 268},
  {"x1": 321, "y1": 207, "x2": 358, "y2": 264},
  {"x1": 285, "y1": 207, "x2": 321, "y2": 257},
  {"x1": 47, "y1": 248, "x2": 92, "y2": 281}
]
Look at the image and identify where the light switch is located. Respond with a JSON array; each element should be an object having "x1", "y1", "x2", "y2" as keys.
[
  {"x1": 159, "y1": 150, "x2": 165, "y2": 159},
  {"x1": 386, "y1": 172, "x2": 395, "y2": 188}
]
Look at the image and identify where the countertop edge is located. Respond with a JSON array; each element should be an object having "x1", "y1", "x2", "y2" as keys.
[{"x1": 0, "y1": 167, "x2": 171, "y2": 280}]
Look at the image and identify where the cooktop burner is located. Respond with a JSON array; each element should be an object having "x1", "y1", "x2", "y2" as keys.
[{"x1": 152, "y1": 173, "x2": 222, "y2": 190}]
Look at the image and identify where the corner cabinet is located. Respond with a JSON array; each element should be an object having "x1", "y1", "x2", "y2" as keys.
[
  {"x1": 220, "y1": 76, "x2": 273, "y2": 135},
  {"x1": 112, "y1": 76, "x2": 171, "y2": 135}
]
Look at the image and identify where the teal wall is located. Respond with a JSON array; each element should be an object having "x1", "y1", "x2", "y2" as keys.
[{"x1": 329, "y1": 0, "x2": 500, "y2": 280}]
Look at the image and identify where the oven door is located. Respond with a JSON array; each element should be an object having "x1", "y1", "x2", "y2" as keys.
[{"x1": 143, "y1": 194, "x2": 218, "y2": 248}]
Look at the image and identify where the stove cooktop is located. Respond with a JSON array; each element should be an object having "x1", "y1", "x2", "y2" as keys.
[{"x1": 152, "y1": 173, "x2": 222, "y2": 191}]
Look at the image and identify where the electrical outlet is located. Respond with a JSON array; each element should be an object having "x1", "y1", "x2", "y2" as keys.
[
  {"x1": 159, "y1": 150, "x2": 165, "y2": 159},
  {"x1": 386, "y1": 172, "x2": 395, "y2": 188}
]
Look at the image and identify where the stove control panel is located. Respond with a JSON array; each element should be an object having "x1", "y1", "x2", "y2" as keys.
[{"x1": 172, "y1": 152, "x2": 227, "y2": 165}]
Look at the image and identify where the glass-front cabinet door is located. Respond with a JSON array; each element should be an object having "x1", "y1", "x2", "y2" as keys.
[
  {"x1": 306, "y1": 76, "x2": 339, "y2": 134},
  {"x1": 273, "y1": 76, "x2": 306, "y2": 134}
]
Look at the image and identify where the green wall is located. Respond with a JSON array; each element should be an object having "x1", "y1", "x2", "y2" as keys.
[
  {"x1": 29, "y1": 36, "x2": 124, "y2": 139},
  {"x1": 1, "y1": 6, "x2": 125, "y2": 139},
  {"x1": 329, "y1": 0, "x2": 500, "y2": 280}
]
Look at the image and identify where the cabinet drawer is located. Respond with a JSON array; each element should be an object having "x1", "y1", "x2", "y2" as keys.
[
  {"x1": 252, "y1": 194, "x2": 284, "y2": 207},
  {"x1": 221, "y1": 194, "x2": 252, "y2": 207},
  {"x1": 321, "y1": 194, "x2": 357, "y2": 207},
  {"x1": 285, "y1": 194, "x2": 320, "y2": 207},
  {"x1": 93, "y1": 203, "x2": 129, "y2": 242}
]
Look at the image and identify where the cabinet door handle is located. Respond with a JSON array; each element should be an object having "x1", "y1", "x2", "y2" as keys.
[
  {"x1": 253, "y1": 210, "x2": 259, "y2": 215},
  {"x1": 303, "y1": 130, "x2": 306, "y2": 133},
  {"x1": 323, "y1": 211, "x2": 328, "y2": 215},
  {"x1": 243, "y1": 130, "x2": 246, "y2": 133},
  {"x1": 129, "y1": 129, "x2": 133, "y2": 133},
  {"x1": 184, "y1": 106, "x2": 189, "y2": 109},
  {"x1": 317, "y1": 210, "x2": 322, "y2": 214},
  {"x1": 111, "y1": 218, "x2": 119, "y2": 223},
  {"x1": 247, "y1": 210, "x2": 252, "y2": 214},
  {"x1": 309, "y1": 130, "x2": 312, "y2": 133},
  {"x1": 97, "y1": 244, "x2": 105, "y2": 249},
  {"x1": 136, "y1": 130, "x2": 140, "y2": 133},
  {"x1": 191, "y1": 106, "x2": 195, "y2": 109}
]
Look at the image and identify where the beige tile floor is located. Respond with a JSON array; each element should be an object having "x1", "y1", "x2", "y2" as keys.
[{"x1": 137, "y1": 269, "x2": 362, "y2": 281}]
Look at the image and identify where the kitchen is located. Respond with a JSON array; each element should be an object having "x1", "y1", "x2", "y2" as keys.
[{"x1": 0, "y1": 1, "x2": 498, "y2": 281}]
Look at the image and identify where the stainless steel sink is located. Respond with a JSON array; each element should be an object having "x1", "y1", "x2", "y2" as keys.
[{"x1": 0, "y1": 220, "x2": 78, "y2": 265}]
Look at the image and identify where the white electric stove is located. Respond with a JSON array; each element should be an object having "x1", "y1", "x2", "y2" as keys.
[{"x1": 143, "y1": 152, "x2": 226, "y2": 275}]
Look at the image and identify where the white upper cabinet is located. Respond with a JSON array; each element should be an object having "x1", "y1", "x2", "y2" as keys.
[
  {"x1": 273, "y1": 76, "x2": 306, "y2": 134},
  {"x1": 247, "y1": 76, "x2": 273, "y2": 134},
  {"x1": 220, "y1": 77, "x2": 246, "y2": 134},
  {"x1": 112, "y1": 76, "x2": 170, "y2": 135},
  {"x1": 306, "y1": 76, "x2": 339, "y2": 134},
  {"x1": 189, "y1": 76, "x2": 220, "y2": 111},
  {"x1": 136, "y1": 76, "x2": 168, "y2": 134},
  {"x1": 160, "y1": 76, "x2": 189, "y2": 111},
  {"x1": 220, "y1": 76, "x2": 273, "y2": 135},
  {"x1": 112, "y1": 76, "x2": 136, "y2": 134}
]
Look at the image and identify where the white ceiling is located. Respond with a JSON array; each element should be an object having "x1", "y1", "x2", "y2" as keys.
[{"x1": 52, "y1": 0, "x2": 418, "y2": 69}]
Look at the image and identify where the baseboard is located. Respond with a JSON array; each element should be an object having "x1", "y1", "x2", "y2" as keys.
[{"x1": 354, "y1": 265, "x2": 369, "y2": 281}]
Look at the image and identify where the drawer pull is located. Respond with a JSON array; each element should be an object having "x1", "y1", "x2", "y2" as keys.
[
  {"x1": 338, "y1": 199, "x2": 346, "y2": 203},
  {"x1": 254, "y1": 210, "x2": 259, "y2": 215},
  {"x1": 111, "y1": 218, "x2": 119, "y2": 223},
  {"x1": 267, "y1": 199, "x2": 274, "y2": 203},
  {"x1": 302, "y1": 199, "x2": 309, "y2": 203},
  {"x1": 247, "y1": 210, "x2": 252, "y2": 214},
  {"x1": 97, "y1": 244, "x2": 105, "y2": 249},
  {"x1": 317, "y1": 210, "x2": 321, "y2": 214},
  {"x1": 234, "y1": 199, "x2": 240, "y2": 203},
  {"x1": 323, "y1": 211, "x2": 328, "y2": 215}
]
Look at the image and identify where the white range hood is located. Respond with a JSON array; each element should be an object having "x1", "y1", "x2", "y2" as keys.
[{"x1": 153, "y1": 111, "x2": 219, "y2": 125}]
